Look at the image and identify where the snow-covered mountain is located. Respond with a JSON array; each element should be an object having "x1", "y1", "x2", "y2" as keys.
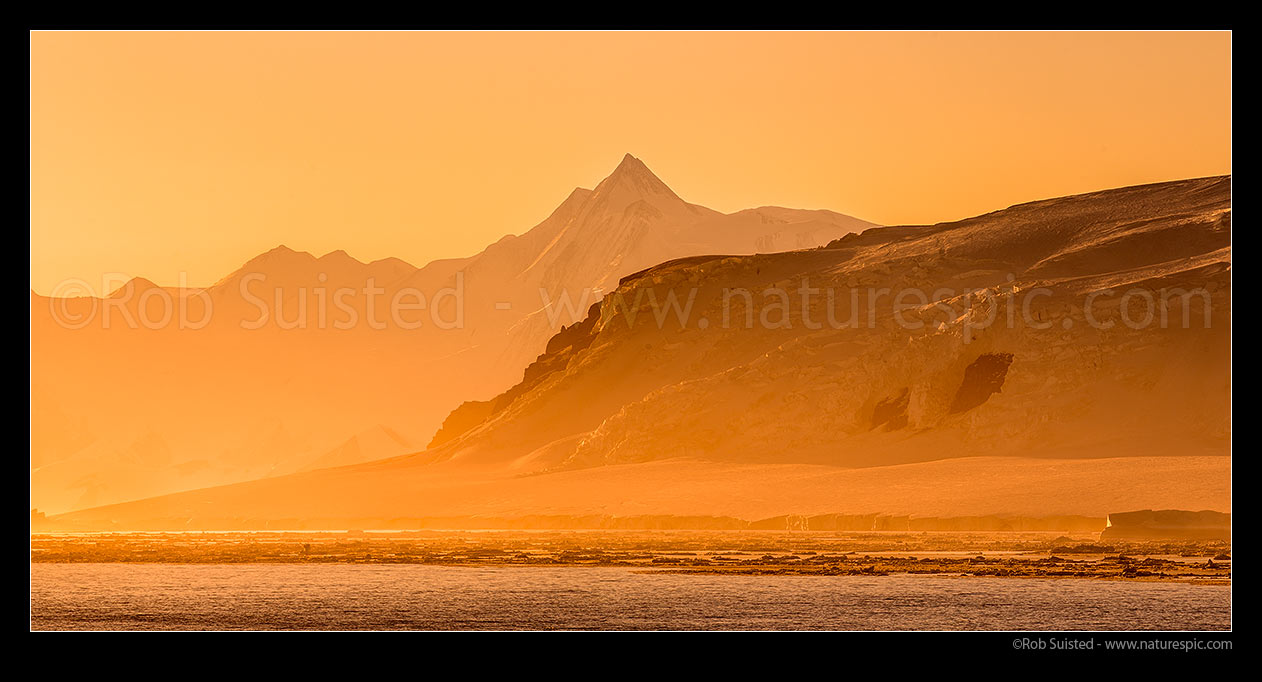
[
  {"x1": 30, "y1": 154, "x2": 873, "y2": 513},
  {"x1": 49, "y1": 175, "x2": 1231, "y2": 529}
]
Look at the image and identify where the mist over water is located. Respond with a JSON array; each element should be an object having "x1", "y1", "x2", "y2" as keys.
[{"x1": 31, "y1": 564, "x2": 1231, "y2": 631}]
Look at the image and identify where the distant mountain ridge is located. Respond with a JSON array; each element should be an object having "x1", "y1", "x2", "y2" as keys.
[
  {"x1": 48, "y1": 175, "x2": 1231, "y2": 530},
  {"x1": 31, "y1": 154, "x2": 874, "y2": 513}
]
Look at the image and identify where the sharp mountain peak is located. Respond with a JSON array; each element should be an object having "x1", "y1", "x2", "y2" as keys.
[{"x1": 592, "y1": 153, "x2": 681, "y2": 202}]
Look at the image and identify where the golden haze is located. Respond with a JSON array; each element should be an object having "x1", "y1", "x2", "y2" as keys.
[{"x1": 30, "y1": 31, "x2": 1230, "y2": 295}]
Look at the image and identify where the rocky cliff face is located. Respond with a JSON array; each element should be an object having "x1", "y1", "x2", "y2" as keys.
[
  {"x1": 424, "y1": 176, "x2": 1230, "y2": 475},
  {"x1": 49, "y1": 176, "x2": 1231, "y2": 529}
]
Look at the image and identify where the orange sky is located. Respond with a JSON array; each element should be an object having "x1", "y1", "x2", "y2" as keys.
[{"x1": 30, "y1": 31, "x2": 1231, "y2": 295}]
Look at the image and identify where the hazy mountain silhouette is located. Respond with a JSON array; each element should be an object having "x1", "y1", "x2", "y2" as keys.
[
  {"x1": 49, "y1": 176, "x2": 1230, "y2": 529},
  {"x1": 31, "y1": 154, "x2": 873, "y2": 513}
]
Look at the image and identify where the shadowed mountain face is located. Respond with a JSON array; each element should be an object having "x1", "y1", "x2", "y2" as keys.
[
  {"x1": 51, "y1": 176, "x2": 1231, "y2": 530},
  {"x1": 30, "y1": 155, "x2": 873, "y2": 513}
]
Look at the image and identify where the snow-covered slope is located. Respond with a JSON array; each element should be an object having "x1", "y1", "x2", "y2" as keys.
[
  {"x1": 30, "y1": 154, "x2": 873, "y2": 513},
  {"x1": 49, "y1": 176, "x2": 1230, "y2": 529}
]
